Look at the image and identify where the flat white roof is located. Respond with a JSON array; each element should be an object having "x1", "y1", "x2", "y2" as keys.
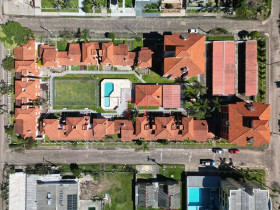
[{"x1": 9, "y1": 172, "x2": 26, "y2": 210}]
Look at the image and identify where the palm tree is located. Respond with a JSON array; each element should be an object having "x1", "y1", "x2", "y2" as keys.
[
  {"x1": 211, "y1": 97, "x2": 221, "y2": 113},
  {"x1": 135, "y1": 142, "x2": 149, "y2": 152}
]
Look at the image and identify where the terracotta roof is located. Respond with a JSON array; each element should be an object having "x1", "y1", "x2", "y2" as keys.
[
  {"x1": 212, "y1": 41, "x2": 235, "y2": 95},
  {"x1": 135, "y1": 85, "x2": 162, "y2": 107},
  {"x1": 162, "y1": 85, "x2": 181, "y2": 108},
  {"x1": 163, "y1": 33, "x2": 205, "y2": 79},
  {"x1": 15, "y1": 60, "x2": 40, "y2": 78},
  {"x1": 14, "y1": 40, "x2": 36, "y2": 61},
  {"x1": 39, "y1": 45, "x2": 57, "y2": 67},
  {"x1": 15, "y1": 78, "x2": 41, "y2": 106},
  {"x1": 245, "y1": 41, "x2": 258, "y2": 96},
  {"x1": 154, "y1": 117, "x2": 178, "y2": 139},
  {"x1": 92, "y1": 119, "x2": 108, "y2": 139},
  {"x1": 81, "y1": 42, "x2": 99, "y2": 65},
  {"x1": 14, "y1": 106, "x2": 40, "y2": 139},
  {"x1": 100, "y1": 43, "x2": 136, "y2": 66},
  {"x1": 220, "y1": 102, "x2": 270, "y2": 146},
  {"x1": 137, "y1": 47, "x2": 153, "y2": 68}
]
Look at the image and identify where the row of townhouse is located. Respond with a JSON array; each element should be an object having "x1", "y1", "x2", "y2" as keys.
[{"x1": 39, "y1": 42, "x2": 153, "y2": 69}]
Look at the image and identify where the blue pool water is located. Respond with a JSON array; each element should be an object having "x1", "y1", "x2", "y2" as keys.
[
  {"x1": 188, "y1": 188, "x2": 201, "y2": 205},
  {"x1": 104, "y1": 98, "x2": 110, "y2": 107},
  {"x1": 104, "y1": 82, "x2": 114, "y2": 97}
]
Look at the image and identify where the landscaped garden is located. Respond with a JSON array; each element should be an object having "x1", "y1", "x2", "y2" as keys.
[{"x1": 41, "y1": 0, "x2": 79, "y2": 12}]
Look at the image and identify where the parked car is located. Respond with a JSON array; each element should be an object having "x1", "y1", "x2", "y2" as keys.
[
  {"x1": 229, "y1": 148, "x2": 240, "y2": 154},
  {"x1": 47, "y1": 192, "x2": 51, "y2": 199},
  {"x1": 212, "y1": 148, "x2": 225, "y2": 154},
  {"x1": 188, "y1": 29, "x2": 198, "y2": 33},
  {"x1": 200, "y1": 159, "x2": 216, "y2": 167}
]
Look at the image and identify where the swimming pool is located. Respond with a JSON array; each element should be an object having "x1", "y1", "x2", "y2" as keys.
[
  {"x1": 104, "y1": 97, "x2": 110, "y2": 107},
  {"x1": 104, "y1": 82, "x2": 114, "y2": 97},
  {"x1": 188, "y1": 188, "x2": 201, "y2": 205}
]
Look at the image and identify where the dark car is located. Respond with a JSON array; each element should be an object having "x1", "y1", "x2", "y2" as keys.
[
  {"x1": 212, "y1": 148, "x2": 225, "y2": 154},
  {"x1": 229, "y1": 148, "x2": 240, "y2": 154}
]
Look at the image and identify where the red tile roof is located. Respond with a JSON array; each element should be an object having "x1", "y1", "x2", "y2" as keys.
[
  {"x1": 245, "y1": 41, "x2": 258, "y2": 96},
  {"x1": 39, "y1": 45, "x2": 57, "y2": 67},
  {"x1": 137, "y1": 47, "x2": 153, "y2": 68},
  {"x1": 220, "y1": 102, "x2": 270, "y2": 146},
  {"x1": 14, "y1": 106, "x2": 40, "y2": 139},
  {"x1": 163, "y1": 33, "x2": 205, "y2": 79},
  {"x1": 100, "y1": 43, "x2": 136, "y2": 66},
  {"x1": 162, "y1": 85, "x2": 181, "y2": 108},
  {"x1": 15, "y1": 60, "x2": 40, "y2": 78},
  {"x1": 14, "y1": 40, "x2": 36, "y2": 61},
  {"x1": 81, "y1": 42, "x2": 99, "y2": 65},
  {"x1": 135, "y1": 85, "x2": 162, "y2": 107},
  {"x1": 212, "y1": 41, "x2": 235, "y2": 95},
  {"x1": 15, "y1": 78, "x2": 41, "y2": 106}
]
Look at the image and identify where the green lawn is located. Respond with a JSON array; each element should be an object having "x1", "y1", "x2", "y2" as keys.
[
  {"x1": 159, "y1": 164, "x2": 185, "y2": 180},
  {"x1": 41, "y1": 0, "x2": 55, "y2": 8},
  {"x1": 103, "y1": 173, "x2": 134, "y2": 210},
  {"x1": 57, "y1": 41, "x2": 68, "y2": 51},
  {"x1": 246, "y1": 169, "x2": 266, "y2": 187},
  {"x1": 53, "y1": 79, "x2": 98, "y2": 106},
  {"x1": 137, "y1": 173, "x2": 153, "y2": 179},
  {"x1": 41, "y1": 0, "x2": 79, "y2": 12},
  {"x1": 71, "y1": 65, "x2": 80, "y2": 70},
  {"x1": 125, "y1": 0, "x2": 133, "y2": 7},
  {"x1": 206, "y1": 36, "x2": 235, "y2": 41},
  {"x1": 142, "y1": 70, "x2": 175, "y2": 83}
]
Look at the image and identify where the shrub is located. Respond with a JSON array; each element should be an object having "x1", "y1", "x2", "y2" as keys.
[
  {"x1": 165, "y1": 3, "x2": 173, "y2": 9},
  {"x1": 249, "y1": 31, "x2": 260, "y2": 39},
  {"x1": 107, "y1": 32, "x2": 116, "y2": 40}
]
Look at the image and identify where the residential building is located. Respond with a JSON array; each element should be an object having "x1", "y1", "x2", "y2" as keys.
[
  {"x1": 15, "y1": 60, "x2": 39, "y2": 79},
  {"x1": 220, "y1": 178, "x2": 271, "y2": 210},
  {"x1": 14, "y1": 40, "x2": 36, "y2": 61},
  {"x1": 135, "y1": 116, "x2": 213, "y2": 142},
  {"x1": 163, "y1": 33, "x2": 205, "y2": 79},
  {"x1": 162, "y1": 85, "x2": 181, "y2": 108},
  {"x1": 15, "y1": 77, "x2": 41, "y2": 106},
  {"x1": 14, "y1": 105, "x2": 40, "y2": 139},
  {"x1": 220, "y1": 102, "x2": 270, "y2": 146},
  {"x1": 39, "y1": 45, "x2": 57, "y2": 67},
  {"x1": 81, "y1": 42, "x2": 100, "y2": 65},
  {"x1": 186, "y1": 175, "x2": 221, "y2": 209},
  {"x1": 9, "y1": 173, "x2": 78, "y2": 210},
  {"x1": 135, "y1": 179, "x2": 180, "y2": 209},
  {"x1": 212, "y1": 41, "x2": 235, "y2": 96},
  {"x1": 100, "y1": 42, "x2": 136, "y2": 67},
  {"x1": 135, "y1": 85, "x2": 163, "y2": 107},
  {"x1": 137, "y1": 47, "x2": 153, "y2": 69},
  {"x1": 245, "y1": 41, "x2": 258, "y2": 96}
]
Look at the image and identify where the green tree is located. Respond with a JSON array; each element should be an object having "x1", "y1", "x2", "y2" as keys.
[
  {"x1": 0, "y1": 21, "x2": 34, "y2": 49},
  {"x1": 70, "y1": 163, "x2": 82, "y2": 177},
  {"x1": 107, "y1": 32, "x2": 116, "y2": 40},
  {"x1": 0, "y1": 82, "x2": 13, "y2": 95},
  {"x1": 81, "y1": 29, "x2": 90, "y2": 43},
  {"x1": 249, "y1": 31, "x2": 259, "y2": 40},
  {"x1": 63, "y1": 0, "x2": 74, "y2": 8},
  {"x1": 59, "y1": 29, "x2": 75, "y2": 40},
  {"x1": 135, "y1": 142, "x2": 149, "y2": 152},
  {"x1": 32, "y1": 98, "x2": 45, "y2": 107},
  {"x1": 165, "y1": 3, "x2": 173, "y2": 9},
  {"x1": 2, "y1": 56, "x2": 14, "y2": 71}
]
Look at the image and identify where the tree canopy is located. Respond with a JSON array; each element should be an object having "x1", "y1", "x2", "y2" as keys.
[
  {"x1": 2, "y1": 56, "x2": 14, "y2": 71},
  {"x1": 0, "y1": 21, "x2": 34, "y2": 49}
]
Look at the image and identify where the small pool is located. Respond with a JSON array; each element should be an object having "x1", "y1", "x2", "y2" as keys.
[
  {"x1": 104, "y1": 97, "x2": 110, "y2": 107},
  {"x1": 104, "y1": 82, "x2": 114, "y2": 97},
  {"x1": 188, "y1": 188, "x2": 201, "y2": 205}
]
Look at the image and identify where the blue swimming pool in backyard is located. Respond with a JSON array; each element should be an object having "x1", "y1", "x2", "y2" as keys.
[
  {"x1": 188, "y1": 188, "x2": 201, "y2": 205},
  {"x1": 104, "y1": 98, "x2": 110, "y2": 107},
  {"x1": 104, "y1": 82, "x2": 114, "y2": 97}
]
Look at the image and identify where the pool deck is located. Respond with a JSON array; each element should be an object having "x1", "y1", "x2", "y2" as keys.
[{"x1": 101, "y1": 79, "x2": 132, "y2": 114}]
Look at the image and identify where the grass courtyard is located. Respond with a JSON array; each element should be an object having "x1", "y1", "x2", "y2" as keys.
[{"x1": 53, "y1": 79, "x2": 98, "y2": 106}]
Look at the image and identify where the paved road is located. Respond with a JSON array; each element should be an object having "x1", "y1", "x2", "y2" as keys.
[{"x1": 10, "y1": 16, "x2": 266, "y2": 35}]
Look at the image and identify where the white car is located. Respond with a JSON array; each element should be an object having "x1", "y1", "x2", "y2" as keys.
[{"x1": 188, "y1": 29, "x2": 198, "y2": 33}]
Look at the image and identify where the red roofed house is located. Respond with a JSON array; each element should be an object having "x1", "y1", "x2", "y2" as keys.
[
  {"x1": 135, "y1": 116, "x2": 213, "y2": 142},
  {"x1": 15, "y1": 77, "x2": 41, "y2": 106},
  {"x1": 39, "y1": 45, "x2": 57, "y2": 67},
  {"x1": 137, "y1": 47, "x2": 153, "y2": 69},
  {"x1": 14, "y1": 40, "x2": 36, "y2": 61},
  {"x1": 163, "y1": 33, "x2": 205, "y2": 79},
  {"x1": 212, "y1": 41, "x2": 235, "y2": 96},
  {"x1": 82, "y1": 42, "x2": 100, "y2": 65},
  {"x1": 162, "y1": 85, "x2": 181, "y2": 108},
  {"x1": 100, "y1": 43, "x2": 136, "y2": 67},
  {"x1": 245, "y1": 41, "x2": 258, "y2": 96},
  {"x1": 14, "y1": 105, "x2": 40, "y2": 139},
  {"x1": 57, "y1": 43, "x2": 84, "y2": 66},
  {"x1": 15, "y1": 60, "x2": 40, "y2": 79},
  {"x1": 220, "y1": 102, "x2": 270, "y2": 146},
  {"x1": 135, "y1": 85, "x2": 162, "y2": 107}
]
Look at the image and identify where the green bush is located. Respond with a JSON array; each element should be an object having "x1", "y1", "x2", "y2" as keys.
[
  {"x1": 165, "y1": 3, "x2": 173, "y2": 9},
  {"x1": 249, "y1": 31, "x2": 260, "y2": 40},
  {"x1": 107, "y1": 33, "x2": 116, "y2": 40}
]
